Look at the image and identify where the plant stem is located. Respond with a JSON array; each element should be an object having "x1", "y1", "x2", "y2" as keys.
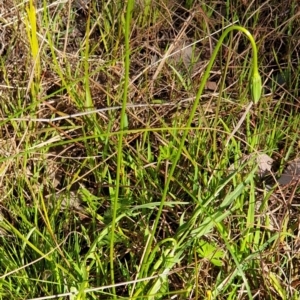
[
  {"x1": 142, "y1": 25, "x2": 261, "y2": 272},
  {"x1": 110, "y1": 0, "x2": 134, "y2": 297}
]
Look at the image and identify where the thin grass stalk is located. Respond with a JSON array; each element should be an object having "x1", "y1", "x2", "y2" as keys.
[
  {"x1": 25, "y1": 0, "x2": 41, "y2": 108},
  {"x1": 110, "y1": 0, "x2": 135, "y2": 297},
  {"x1": 84, "y1": 12, "x2": 93, "y2": 111},
  {"x1": 215, "y1": 219, "x2": 254, "y2": 300}
]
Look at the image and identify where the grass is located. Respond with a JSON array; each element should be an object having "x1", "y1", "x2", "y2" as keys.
[{"x1": 0, "y1": 0, "x2": 300, "y2": 299}]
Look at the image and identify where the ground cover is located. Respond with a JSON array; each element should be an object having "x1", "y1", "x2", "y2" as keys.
[{"x1": 0, "y1": 0, "x2": 300, "y2": 299}]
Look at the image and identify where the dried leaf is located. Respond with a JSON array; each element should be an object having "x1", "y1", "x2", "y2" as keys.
[
  {"x1": 256, "y1": 154, "x2": 273, "y2": 177},
  {"x1": 278, "y1": 159, "x2": 300, "y2": 185}
]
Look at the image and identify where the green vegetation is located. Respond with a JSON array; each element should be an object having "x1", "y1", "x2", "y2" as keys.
[{"x1": 0, "y1": 0, "x2": 299, "y2": 299}]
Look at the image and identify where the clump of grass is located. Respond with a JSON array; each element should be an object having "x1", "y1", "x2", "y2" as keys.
[{"x1": 0, "y1": 0, "x2": 300, "y2": 299}]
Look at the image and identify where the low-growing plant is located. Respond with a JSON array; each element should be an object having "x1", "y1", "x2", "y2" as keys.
[{"x1": 137, "y1": 25, "x2": 262, "y2": 297}]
